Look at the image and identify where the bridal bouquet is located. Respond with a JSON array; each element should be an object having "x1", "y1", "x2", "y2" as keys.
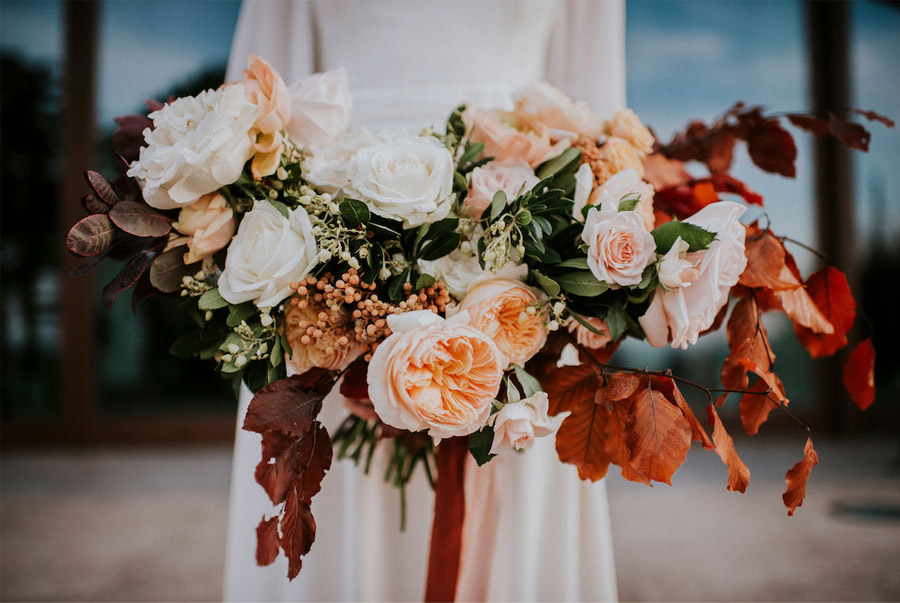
[{"x1": 67, "y1": 55, "x2": 890, "y2": 584}]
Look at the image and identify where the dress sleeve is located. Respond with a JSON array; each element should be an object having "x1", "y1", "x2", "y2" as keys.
[
  {"x1": 544, "y1": 0, "x2": 627, "y2": 116},
  {"x1": 226, "y1": 0, "x2": 316, "y2": 85}
]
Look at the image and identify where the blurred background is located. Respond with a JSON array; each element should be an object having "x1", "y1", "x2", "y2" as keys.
[{"x1": 1, "y1": 0, "x2": 898, "y2": 601}]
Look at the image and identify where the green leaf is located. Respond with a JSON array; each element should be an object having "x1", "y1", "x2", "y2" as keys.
[
  {"x1": 569, "y1": 310, "x2": 608, "y2": 336},
  {"x1": 651, "y1": 220, "x2": 717, "y2": 254},
  {"x1": 458, "y1": 142, "x2": 485, "y2": 166},
  {"x1": 606, "y1": 305, "x2": 627, "y2": 341},
  {"x1": 490, "y1": 189, "x2": 508, "y2": 221},
  {"x1": 536, "y1": 147, "x2": 582, "y2": 179},
  {"x1": 170, "y1": 330, "x2": 225, "y2": 358},
  {"x1": 198, "y1": 288, "x2": 229, "y2": 310},
  {"x1": 424, "y1": 217, "x2": 459, "y2": 241},
  {"x1": 505, "y1": 378, "x2": 521, "y2": 404},
  {"x1": 387, "y1": 267, "x2": 410, "y2": 301},
  {"x1": 556, "y1": 257, "x2": 590, "y2": 270},
  {"x1": 270, "y1": 333, "x2": 283, "y2": 367},
  {"x1": 413, "y1": 222, "x2": 430, "y2": 252},
  {"x1": 531, "y1": 270, "x2": 560, "y2": 297},
  {"x1": 468, "y1": 426, "x2": 497, "y2": 466},
  {"x1": 454, "y1": 171, "x2": 468, "y2": 192},
  {"x1": 227, "y1": 302, "x2": 257, "y2": 328},
  {"x1": 267, "y1": 198, "x2": 290, "y2": 219},
  {"x1": 419, "y1": 232, "x2": 461, "y2": 261},
  {"x1": 556, "y1": 271, "x2": 609, "y2": 297},
  {"x1": 339, "y1": 198, "x2": 370, "y2": 228},
  {"x1": 533, "y1": 215, "x2": 552, "y2": 235},
  {"x1": 363, "y1": 244, "x2": 384, "y2": 285},
  {"x1": 513, "y1": 364, "x2": 542, "y2": 398},
  {"x1": 415, "y1": 273, "x2": 436, "y2": 290},
  {"x1": 516, "y1": 209, "x2": 532, "y2": 226},
  {"x1": 617, "y1": 193, "x2": 641, "y2": 212}
]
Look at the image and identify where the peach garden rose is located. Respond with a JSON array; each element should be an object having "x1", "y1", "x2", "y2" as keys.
[
  {"x1": 171, "y1": 192, "x2": 235, "y2": 265},
  {"x1": 367, "y1": 310, "x2": 505, "y2": 440},
  {"x1": 466, "y1": 107, "x2": 569, "y2": 168},
  {"x1": 243, "y1": 54, "x2": 292, "y2": 178},
  {"x1": 457, "y1": 277, "x2": 548, "y2": 367}
]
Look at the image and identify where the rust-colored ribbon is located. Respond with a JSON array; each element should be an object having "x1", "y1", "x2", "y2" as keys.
[{"x1": 424, "y1": 436, "x2": 468, "y2": 602}]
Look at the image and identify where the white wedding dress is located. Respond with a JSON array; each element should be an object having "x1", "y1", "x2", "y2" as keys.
[{"x1": 224, "y1": 2, "x2": 624, "y2": 601}]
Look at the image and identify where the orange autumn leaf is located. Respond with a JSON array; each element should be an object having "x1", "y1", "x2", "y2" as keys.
[
  {"x1": 843, "y1": 338, "x2": 876, "y2": 411},
  {"x1": 707, "y1": 405, "x2": 751, "y2": 492},
  {"x1": 740, "y1": 228, "x2": 793, "y2": 290},
  {"x1": 783, "y1": 437, "x2": 819, "y2": 516},
  {"x1": 542, "y1": 363, "x2": 600, "y2": 416},
  {"x1": 596, "y1": 372, "x2": 641, "y2": 404},
  {"x1": 719, "y1": 297, "x2": 777, "y2": 407},
  {"x1": 739, "y1": 378, "x2": 783, "y2": 436},
  {"x1": 651, "y1": 375, "x2": 713, "y2": 450},
  {"x1": 555, "y1": 395, "x2": 611, "y2": 482},
  {"x1": 605, "y1": 395, "x2": 651, "y2": 485},
  {"x1": 625, "y1": 384, "x2": 692, "y2": 485},
  {"x1": 794, "y1": 267, "x2": 856, "y2": 358}
]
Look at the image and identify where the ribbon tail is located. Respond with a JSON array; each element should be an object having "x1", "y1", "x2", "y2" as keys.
[{"x1": 424, "y1": 436, "x2": 468, "y2": 602}]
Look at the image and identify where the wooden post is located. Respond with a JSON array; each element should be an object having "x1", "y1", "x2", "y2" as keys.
[
  {"x1": 59, "y1": 0, "x2": 99, "y2": 442},
  {"x1": 806, "y1": 0, "x2": 855, "y2": 436}
]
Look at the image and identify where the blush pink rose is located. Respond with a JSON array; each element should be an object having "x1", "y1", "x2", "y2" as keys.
[
  {"x1": 367, "y1": 310, "x2": 505, "y2": 440},
  {"x1": 466, "y1": 108, "x2": 569, "y2": 168},
  {"x1": 171, "y1": 192, "x2": 235, "y2": 264},
  {"x1": 582, "y1": 208, "x2": 657, "y2": 288},
  {"x1": 243, "y1": 54, "x2": 292, "y2": 178},
  {"x1": 286, "y1": 68, "x2": 352, "y2": 149},
  {"x1": 463, "y1": 158, "x2": 539, "y2": 218},
  {"x1": 639, "y1": 201, "x2": 747, "y2": 349},
  {"x1": 458, "y1": 278, "x2": 548, "y2": 367},
  {"x1": 586, "y1": 168, "x2": 656, "y2": 231},
  {"x1": 568, "y1": 317, "x2": 613, "y2": 349},
  {"x1": 513, "y1": 81, "x2": 604, "y2": 140},
  {"x1": 489, "y1": 391, "x2": 555, "y2": 455}
]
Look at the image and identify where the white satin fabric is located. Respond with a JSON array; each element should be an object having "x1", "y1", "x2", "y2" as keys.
[{"x1": 224, "y1": 2, "x2": 624, "y2": 600}]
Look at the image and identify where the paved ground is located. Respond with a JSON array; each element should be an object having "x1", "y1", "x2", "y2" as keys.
[{"x1": 1, "y1": 439, "x2": 898, "y2": 602}]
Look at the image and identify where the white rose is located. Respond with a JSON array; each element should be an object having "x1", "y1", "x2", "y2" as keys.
[
  {"x1": 572, "y1": 163, "x2": 595, "y2": 221},
  {"x1": 514, "y1": 81, "x2": 605, "y2": 140},
  {"x1": 588, "y1": 168, "x2": 656, "y2": 230},
  {"x1": 128, "y1": 84, "x2": 257, "y2": 210},
  {"x1": 286, "y1": 67, "x2": 352, "y2": 149},
  {"x1": 417, "y1": 251, "x2": 488, "y2": 299},
  {"x1": 303, "y1": 129, "x2": 389, "y2": 195},
  {"x1": 348, "y1": 134, "x2": 455, "y2": 228},
  {"x1": 463, "y1": 158, "x2": 539, "y2": 218},
  {"x1": 218, "y1": 201, "x2": 318, "y2": 309},
  {"x1": 639, "y1": 202, "x2": 747, "y2": 349},
  {"x1": 582, "y1": 208, "x2": 657, "y2": 288},
  {"x1": 489, "y1": 391, "x2": 555, "y2": 455}
]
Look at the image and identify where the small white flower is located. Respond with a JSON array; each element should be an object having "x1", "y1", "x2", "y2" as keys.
[
  {"x1": 234, "y1": 355, "x2": 248, "y2": 368},
  {"x1": 227, "y1": 343, "x2": 240, "y2": 355},
  {"x1": 260, "y1": 313, "x2": 273, "y2": 327}
]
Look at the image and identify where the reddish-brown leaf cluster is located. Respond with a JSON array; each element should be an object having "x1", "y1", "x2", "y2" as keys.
[
  {"x1": 243, "y1": 369, "x2": 338, "y2": 580},
  {"x1": 783, "y1": 437, "x2": 819, "y2": 516}
]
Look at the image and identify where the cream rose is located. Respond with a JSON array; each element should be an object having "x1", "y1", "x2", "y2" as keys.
[
  {"x1": 284, "y1": 302, "x2": 363, "y2": 373},
  {"x1": 568, "y1": 317, "x2": 613, "y2": 349},
  {"x1": 599, "y1": 136, "x2": 646, "y2": 178},
  {"x1": 348, "y1": 134, "x2": 454, "y2": 228},
  {"x1": 303, "y1": 129, "x2": 389, "y2": 195},
  {"x1": 417, "y1": 251, "x2": 487, "y2": 300},
  {"x1": 585, "y1": 168, "x2": 655, "y2": 230},
  {"x1": 489, "y1": 391, "x2": 555, "y2": 455},
  {"x1": 128, "y1": 84, "x2": 257, "y2": 210},
  {"x1": 466, "y1": 107, "x2": 569, "y2": 168},
  {"x1": 367, "y1": 310, "x2": 505, "y2": 439},
  {"x1": 458, "y1": 277, "x2": 548, "y2": 367},
  {"x1": 514, "y1": 81, "x2": 604, "y2": 140},
  {"x1": 582, "y1": 208, "x2": 657, "y2": 288},
  {"x1": 218, "y1": 201, "x2": 318, "y2": 309},
  {"x1": 286, "y1": 68, "x2": 352, "y2": 149},
  {"x1": 657, "y1": 237, "x2": 700, "y2": 290},
  {"x1": 572, "y1": 163, "x2": 595, "y2": 221},
  {"x1": 171, "y1": 192, "x2": 235, "y2": 264},
  {"x1": 608, "y1": 108, "x2": 656, "y2": 155},
  {"x1": 243, "y1": 54, "x2": 292, "y2": 178},
  {"x1": 639, "y1": 202, "x2": 747, "y2": 349},
  {"x1": 463, "y1": 158, "x2": 539, "y2": 218}
]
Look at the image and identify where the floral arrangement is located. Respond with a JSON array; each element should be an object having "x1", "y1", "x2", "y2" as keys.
[{"x1": 66, "y1": 55, "x2": 892, "y2": 586}]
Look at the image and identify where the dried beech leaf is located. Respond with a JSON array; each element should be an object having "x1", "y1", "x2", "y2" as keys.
[
  {"x1": 605, "y1": 396, "x2": 650, "y2": 485},
  {"x1": 700, "y1": 174, "x2": 764, "y2": 206},
  {"x1": 828, "y1": 114, "x2": 870, "y2": 152},
  {"x1": 740, "y1": 229, "x2": 792, "y2": 290},
  {"x1": 256, "y1": 516, "x2": 280, "y2": 566},
  {"x1": 255, "y1": 431, "x2": 301, "y2": 505},
  {"x1": 626, "y1": 385, "x2": 692, "y2": 485},
  {"x1": 707, "y1": 405, "x2": 751, "y2": 492},
  {"x1": 109, "y1": 200, "x2": 172, "y2": 238},
  {"x1": 721, "y1": 297, "x2": 776, "y2": 401},
  {"x1": 66, "y1": 214, "x2": 116, "y2": 257},
  {"x1": 843, "y1": 338, "x2": 876, "y2": 411},
  {"x1": 652, "y1": 376, "x2": 713, "y2": 450},
  {"x1": 739, "y1": 378, "x2": 780, "y2": 436},
  {"x1": 783, "y1": 437, "x2": 818, "y2": 516},
  {"x1": 101, "y1": 252, "x2": 148, "y2": 309},
  {"x1": 338, "y1": 359, "x2": 370, "y2": 401},
  {"x1": 280, "y1": 490, "x2": 316, "y2": 580},
  {"x1": 542, "y1": 363, "x2": 600, "y2": 416},
  {"x1": 596, "y1": 372, "x2": 640, "y2": 404},
  {"x1": 853, "y1": 109, "x2": 896, "y2": 129},
  {"x1": 556, "y1": 397, "x2": 611, "y2": 482},
  {"x1": 794, "y1": 267, "x2": 856, "y2": 358},
  {"x1": 787, "y1": 114, "x2": 831, "y2": 138},
  {"x1": 742, "y1": 113, "x2": 797, "y2": 177},
  {"x1": 243, "y1": 371, "x2": 336, "y2": 437},
  {"x1": 642, "y1": 154, "x2": 691, "y2": 190}
]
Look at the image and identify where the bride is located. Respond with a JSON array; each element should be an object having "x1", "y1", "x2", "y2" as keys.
[{"x1": 224, "y1": 1, "x2": 624, "y2": 600}]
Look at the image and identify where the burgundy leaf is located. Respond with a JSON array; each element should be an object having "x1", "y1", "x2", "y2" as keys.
[
  {"x1": 82, "y1": 193, "x2": 111, "y2": 215},
  {"x1": 787, "y1": 114, "x2": 831, "y2": 138},
  {"x1": 280, "y1": 490, "x2": 316, "y2": 580},
  {"x1": 130, "y1": 269, "x2": 158, "y2": 311},
  {"x1": 744, "y1": 116, "x2": 797, "y2": 177},
  {"x1": 256, "y1": 516, "x2": 280, "y2": 567},
  {"x1": 149, "y1": 246, "x2": 194, "y2": 293},
  {"x1": 853, "y1": 109, "x2": 895, "y2": 129},
  {"x1": 243, "y1": 371, "x2": 337, "y2": 437},
  {"x1": 101, "y1": 253, "x2": 148, "y2": 309},
  {"x1": 295, "y1": 422, "x2": 333, "y2": 503},
  {"x1": 66, "y1": 214, "x2": 116, "y2": 257},
  {"x1": 339, "y1": 359, "x2": 370, "y2": 401},
  {"x1": 84, "y1": 170, "x2": 121, "y2": 206},
  {"x1": 828, "y1": 114, "x2": 870, "y2": 152},
  {"x1": 107, "y1": 234, "x2": 166, "y2": 262},
  {"x1": 68, "y1": 254, "x2": 105, "y2": 278},
  {"x1": 255, "y1": 431, "x2": 302, "y2": 505},
  {"x1": 112, "y1": 114, "x2": 153, "y2": 163},
  {"x1": 109, "y1": 200, "x2": 172, "y2": 237}
]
